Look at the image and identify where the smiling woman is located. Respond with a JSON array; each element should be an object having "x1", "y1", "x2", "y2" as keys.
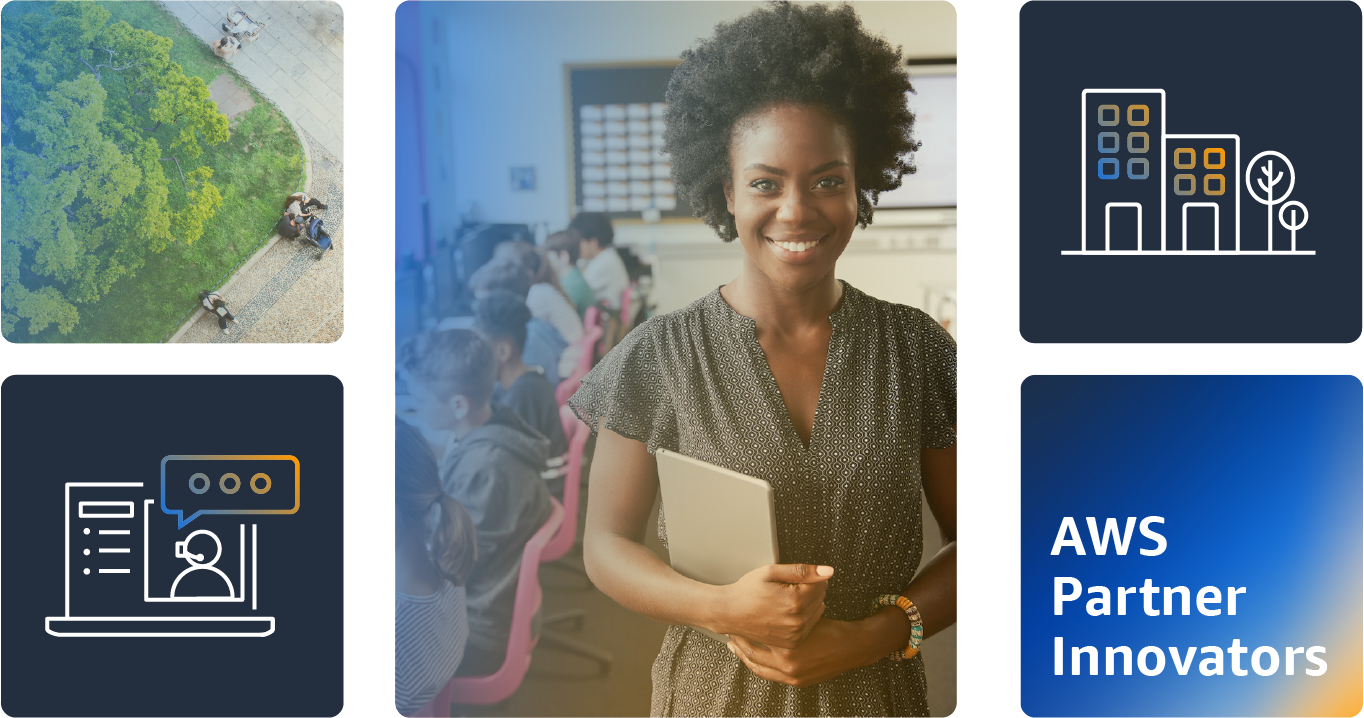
[{"x1": 567, "y1": 3, "x2": 957, "y2": 717}]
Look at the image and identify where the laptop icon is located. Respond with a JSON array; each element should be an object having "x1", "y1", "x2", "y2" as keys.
[{"x1": 45, "y1": 477, "x2": 280, "y2": 637}]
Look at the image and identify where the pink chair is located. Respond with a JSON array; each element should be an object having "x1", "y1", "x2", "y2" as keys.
[
  {"x1": 620, "y1": 283, "x2": 635, "y2": 328},
  {"x1": 415, "y1": 500, "x2": 565, "y2": 716},
  {"x1": 535, "y1": 407, "x2": 614, "y2": 673},
  {"x1": 542, "y1": 406, "x2": 588, "y2": 564},
  {"x1": 554, "y1": 306, "x2": 604, "y2": 406}
]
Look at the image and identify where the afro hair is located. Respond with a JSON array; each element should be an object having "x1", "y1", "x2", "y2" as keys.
[{"x1": 663, "y1": 1, "x2": 918, "y2": 241}]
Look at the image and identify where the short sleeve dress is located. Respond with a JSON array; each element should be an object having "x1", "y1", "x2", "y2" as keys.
[{"x1": 568, "y1": 280, "x2": 955, "y2": 718}]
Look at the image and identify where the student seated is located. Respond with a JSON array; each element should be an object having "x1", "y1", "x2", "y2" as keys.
[
  {"x1": 490, "y1": 240, "x2": 585, "y2": 380},
  {"x1": 395, "y1": 418, "x2": 477, "y2": 717},
  {"x1": 399, "y1": 329, "x2": 553, "y2": 677},
  {"x1": 544, "y1": 230, "x2": 597, "y2": 318},
  {"x1": 474, "y1": 290, "x2": 569, "y2": 496},
  {"x1": 569, "y1": 212, "x2": 629, "y2": 311},
  {"x1": 467, "y1": 259, "x2": 567, "y2": 387}
]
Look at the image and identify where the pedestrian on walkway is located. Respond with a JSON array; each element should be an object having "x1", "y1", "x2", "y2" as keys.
[
  {"x1": 212, "y1": 36, "x2": 241, "y2": 60},
  {"x1": 199, "y1": 290, "x2": 237, "y2": 332}
]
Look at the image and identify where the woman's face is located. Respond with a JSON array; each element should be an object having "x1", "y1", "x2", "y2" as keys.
[{"x1": 724, "y1": 103, "x2": 857, "y2": 293}]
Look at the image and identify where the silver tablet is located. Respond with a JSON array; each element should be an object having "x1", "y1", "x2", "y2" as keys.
[{"x1": 654, "y1": 447, "x2": 779, "y2": 641}]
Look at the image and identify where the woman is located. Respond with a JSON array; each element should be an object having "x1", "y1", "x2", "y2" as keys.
[
  {"x1": 395, "y1": 419, "x2": 477, "y2": 716},
  {"x1": 568, "y1": 4, "x2": 955, "y2": 716},
  {"x1": 283, "y1": 192, "x2": 327, "y2": 219}
]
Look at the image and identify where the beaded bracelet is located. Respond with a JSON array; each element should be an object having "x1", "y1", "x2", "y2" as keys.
[{"x1": 874, "y1": 594, "x2": 923, "y2": 660}]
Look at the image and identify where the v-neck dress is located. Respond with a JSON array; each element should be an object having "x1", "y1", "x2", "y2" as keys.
[{"x1": 568, "y1": 281, "x2": 956, "y2": 717}]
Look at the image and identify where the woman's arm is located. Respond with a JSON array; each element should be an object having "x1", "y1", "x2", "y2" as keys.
[
  {"x1": 729, "y1": 441, "x2": 957, "y2": 686},
  {"x1": 898, "y1": 441, "x2": 957, "y2": 634},
  {"x1": 583, "y1": 424, "x2": 832, "y2": 649}
]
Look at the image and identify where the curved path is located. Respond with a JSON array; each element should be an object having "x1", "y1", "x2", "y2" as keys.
[{"x1": 165, "y1": 2, "x2": 344, "y2": 343}]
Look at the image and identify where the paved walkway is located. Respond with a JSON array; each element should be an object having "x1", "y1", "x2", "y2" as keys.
[
  {"x1": 165, "y1": 1, "x2": 344, "y2": 343},
  {"x1": 175, "y1": 131, "x2": 343, "y2": 343},
  {"x1": 163, "y1": 1, "x2": 343, "y2": 162}
]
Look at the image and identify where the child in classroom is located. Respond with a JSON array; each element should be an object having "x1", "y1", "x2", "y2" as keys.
[
  {"x1": 395, "y1": 418, "x2": 476, "y2": 716},
  {"x1": 399, "y1": 328, "x2": 553, "y2": 678},
  {"x1": 474, "y1": 290, "x2": 569, "y2": 495}
]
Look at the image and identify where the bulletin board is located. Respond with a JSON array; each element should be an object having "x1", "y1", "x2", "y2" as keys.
[{"x1": 565, "y1": 62, "x2": 695, "y2": 220}]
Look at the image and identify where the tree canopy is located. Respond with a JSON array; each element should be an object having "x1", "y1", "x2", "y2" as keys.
[{"x1": 2, "y1": 2, "x2": 228, "y2": 337}]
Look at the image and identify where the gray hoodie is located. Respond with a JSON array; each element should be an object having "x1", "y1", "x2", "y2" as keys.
[{"x1": 439, "y1": 403, "x2": 553, "y2": 653}]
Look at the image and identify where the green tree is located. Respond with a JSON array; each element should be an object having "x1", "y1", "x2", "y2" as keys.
[{"x1": 1, "y1": 1, "x2": 228, "y2": 337}]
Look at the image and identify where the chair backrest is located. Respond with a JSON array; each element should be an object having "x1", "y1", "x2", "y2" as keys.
[
  {"x1": 579, "y1": 306, "x2": 603, "y2": 374},
  {"x1": 541, "y1": 407, "x2": 589, "y2": 563},
  {"x1": 620, "y1": 283, "x2": 635, "y2": 328},
  {"x1": 432, "y1": 499, "x2": 564, "y2": 709},
  {"x1": 553, "y1": 307, "x2": 605, "y2": 406}
]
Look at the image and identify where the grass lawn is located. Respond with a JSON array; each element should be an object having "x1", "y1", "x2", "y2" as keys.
[{"x1": 13, "y1": 1, "x2": 304, "y2": 342}]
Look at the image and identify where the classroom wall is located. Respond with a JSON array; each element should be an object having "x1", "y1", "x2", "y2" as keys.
[{"x1": 434, "y1": 1, "x2": 956, "y2": 238}]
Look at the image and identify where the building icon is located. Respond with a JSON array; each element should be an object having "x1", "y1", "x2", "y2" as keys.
[{"x1": 1067, "y1": 88, "x2": 1311, "y2": 256}]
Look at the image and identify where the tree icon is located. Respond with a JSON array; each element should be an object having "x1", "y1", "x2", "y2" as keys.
[
  {"x1": 1278, "y1": 200, "x2": 1309, "y2": 252},
  {"x1": 1245, "y1": 151, "x2": 1296, "y2": 250}
]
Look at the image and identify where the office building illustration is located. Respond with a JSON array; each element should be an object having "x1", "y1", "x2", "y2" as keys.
[{"x1": 1069, "y1": 88, "x2": 1310, "y2": 255}]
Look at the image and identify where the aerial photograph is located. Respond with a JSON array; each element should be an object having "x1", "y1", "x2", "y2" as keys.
[{"x1": 1, "y1": 1, "x2": 342, "y2": 343}]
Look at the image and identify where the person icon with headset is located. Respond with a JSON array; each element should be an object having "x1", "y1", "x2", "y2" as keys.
[{"x1": 170, "y1": 530, "x2": 237, "y2": 598}]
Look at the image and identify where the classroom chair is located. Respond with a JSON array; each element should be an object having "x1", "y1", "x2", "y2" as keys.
[
  {"x1": 542, "y1": 405, "x2": 588, "y2": 564},
  {"x1": 620, "y1": 283, "x2": 636, "y2": 329},
  {"x1": 554, "y1": 306, "x2": 604, "y2": 406},
  {"x1": 416, "y1": 500, "x2": 564, "y2": 715},
  {"x1": 532, "y1": 405, "x2": 615, "y2": 674}
]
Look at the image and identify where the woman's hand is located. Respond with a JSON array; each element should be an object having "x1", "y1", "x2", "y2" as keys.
[
  {"x1": 727, "y1": 617, "x2": 882, "y2": 687},
  {"x1": 709, "y1": 563, "x2": 833, "y2": 649}
]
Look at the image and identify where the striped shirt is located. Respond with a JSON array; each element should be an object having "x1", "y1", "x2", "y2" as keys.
[{"x1": 396, "y1": 581, "x2": 468, "y2": 716}]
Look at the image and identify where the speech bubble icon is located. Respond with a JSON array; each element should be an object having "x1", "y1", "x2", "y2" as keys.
[{"x1": 161, "y1": 455, "x2": 299, "y2": 528}]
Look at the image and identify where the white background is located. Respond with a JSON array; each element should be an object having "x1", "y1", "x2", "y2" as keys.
[{"x1": 2, "y1": 1, "x2": 1361, "y2": 717}]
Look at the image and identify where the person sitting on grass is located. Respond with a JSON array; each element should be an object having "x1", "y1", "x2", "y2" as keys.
[
  {"x1": 473, "y1": 290, "x2": 569, "y2": 496},
  {"x1": 395, "y1": 418, "x2": 477, "y2": 717},
  {"x1": 399, "y1": 328, "x2": 553, "y2": 679}
]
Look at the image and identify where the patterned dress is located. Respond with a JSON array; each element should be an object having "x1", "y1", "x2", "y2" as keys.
[{"x1": 569, "y1": 281, "x2": 956, "y2": 717}]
